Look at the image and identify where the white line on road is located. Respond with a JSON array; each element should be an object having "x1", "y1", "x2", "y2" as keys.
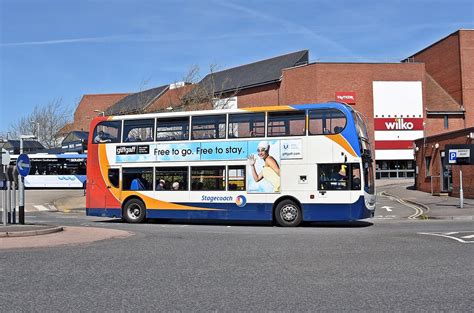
[
  {"x1": 444, "y1": 232, "x2": 459, "y2": 235},
  {"x1": 418, "y1": 232, "x2": 474, "y2": 244},
  {"x1": 461, "y1": 234, "x2": 474, "y2": 239},
  {"x1": 34, "y1": 205, "x2": 49, "y2": 211}
]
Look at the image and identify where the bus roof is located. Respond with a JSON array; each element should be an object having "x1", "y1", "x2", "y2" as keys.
[{"x1": 102, "y1": 101, "x2": 356, "y2": 121}]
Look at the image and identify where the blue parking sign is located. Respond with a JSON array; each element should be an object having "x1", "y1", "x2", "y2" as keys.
[{"x1": 449, "y1": 151, "x2": 457, "y2": 161}]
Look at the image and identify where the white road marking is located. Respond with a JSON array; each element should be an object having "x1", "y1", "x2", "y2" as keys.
[
  {"x1": 444, "y1": 232, "x2": 459, "y2": 235},
  {"x1": 461, "y1": 234, "x2": 474, "y2": 239},
  {"x1": 418, "y1": 232, "x2": 474, "y2": 244},
  {"x1": 381, "y1": 206, "x2": 393, "y2": 212},
  {"x1": 34, "y1": 205, "x2": 49, "y2": 211}
]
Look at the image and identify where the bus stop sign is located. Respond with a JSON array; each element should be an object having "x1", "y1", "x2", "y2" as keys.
[{"x1": 16, "y1": 154, "x2": 31, "y2": 177}]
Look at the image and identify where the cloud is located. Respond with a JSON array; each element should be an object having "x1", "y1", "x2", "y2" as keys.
[{"x1": 216, "y1": 1, "x2": 355, "y2": 55}]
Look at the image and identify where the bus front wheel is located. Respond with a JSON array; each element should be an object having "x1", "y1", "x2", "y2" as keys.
[
  {"x1": 123, "y1": 198, "x2": 146, "y2": 223},
  {"x1": 274, "y1": 200, "x2": 302, "y2": 227}
]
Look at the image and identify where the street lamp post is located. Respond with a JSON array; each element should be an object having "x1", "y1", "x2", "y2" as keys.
[{"x1": 18, "y1": 134, "x2": 35, "y2": 224}]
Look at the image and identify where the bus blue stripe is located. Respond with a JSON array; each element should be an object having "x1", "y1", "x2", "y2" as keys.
[{"x1": 86, "y1": 196, "x2": 371, "y2": 222}]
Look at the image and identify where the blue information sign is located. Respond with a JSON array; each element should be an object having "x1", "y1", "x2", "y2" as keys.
[{"x1": 16, "y1": 154, "x2": 31, "y2": 177}]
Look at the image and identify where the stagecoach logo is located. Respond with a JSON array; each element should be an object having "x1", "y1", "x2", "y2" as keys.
[
  {"x1": 385, "y1": 118, "x2": 414, "y2": 130},
  {"x1": 116, "y1": 145, "x2": 150, "y2": 155},
  {"x1": 235, "y1": 195, "x2": 247, "y2": 207}
]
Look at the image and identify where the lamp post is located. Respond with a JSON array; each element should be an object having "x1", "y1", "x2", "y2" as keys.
[
  {"x1": 94, "y1": 110, "x2": 105, "y2": 116},
  {"x1": 18, "y1": 134, "x2": 35, "y2": 224}
]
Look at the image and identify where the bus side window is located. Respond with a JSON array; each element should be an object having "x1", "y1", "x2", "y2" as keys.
[
  {"x1": 309, "y1": 109, "x2": 347, "y2": 135},
  {"x1": 156, "y1": 117, "x2": 189, "y2": 141},
  {"x1": 191, "y1": 166, "x2": 225, "y2": 191},
  {"x1": 123, "y1": 119, "x2": 154, "y2": 142},
  {"x1": 122, "y1": 168, "x2": 153, "y2": 191},
  {"x1": 228, "y1": 166, "x2": 245, "y2": 191},
  {"x1": 93, "y1": 121, "x2": 122, "y2": 143},
  {"x1": 191, "y1": 115, "x2": 226, "y2": 140},
  {"x1": 267, "y1": 111, "x2": 305, "y2": 137},
  {"x1": 351, "y1": 164, "x2": 361, "y2": 190},
  {"x1": 108, "y1": 169, "x2": 120, "y2": 188},
  {"x1": 228, "y1": 113, "x2": 265, "y2": 138},
  {"x1": 318, "y1": 164, "x2": 349, "y2": 190},
  {"x1": 156, "y1": 167, "x2": 188, "y2": 191}
]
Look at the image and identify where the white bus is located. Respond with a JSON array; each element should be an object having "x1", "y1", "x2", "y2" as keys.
[
  {"x1": 10, "y1": 153, "x2": 87, "y2": 188},
  {"x1": 86, "y1": 102, "x2": 375, "y2": 226}
]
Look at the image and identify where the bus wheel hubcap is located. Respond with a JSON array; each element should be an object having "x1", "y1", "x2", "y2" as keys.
[
  {"x1": 281, "y1": 205, "x2": 297, "y2": 222},
  {"x1": 128, "y1": 205, "x2": 141, "y2": 219}
]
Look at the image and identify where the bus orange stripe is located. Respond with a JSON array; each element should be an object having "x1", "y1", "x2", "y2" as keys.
[{"x1": 325, "y1": 134, "x2": 358, "y2": 157}]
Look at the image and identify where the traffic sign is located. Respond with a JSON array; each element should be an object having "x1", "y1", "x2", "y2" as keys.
[
  {"x1": 1, "y1": 148, "x2": 10, "y2": 165},
  {"x1": 16, "y1": 154, "x2": 31, "y2": 177},
  {"x1": 449, "y1": 151, "x2": 457, "y2": 164}
]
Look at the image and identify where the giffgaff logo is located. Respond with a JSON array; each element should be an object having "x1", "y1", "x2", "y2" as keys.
[{"x1": 384, "y1": 118, "x2": 414, "y2": 130}]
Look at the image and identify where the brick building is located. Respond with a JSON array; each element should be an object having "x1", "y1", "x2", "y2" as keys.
[{"x1": 414, "y1": 127, "x2": 474, "y2": 198}]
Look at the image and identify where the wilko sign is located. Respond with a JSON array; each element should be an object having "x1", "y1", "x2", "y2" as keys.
[
  {"x1": 374, "y1": 118, "x2": 424, "y2": 131},
  {"x1": 335, "y1": 92, "x2": 356, "y2": 105}
]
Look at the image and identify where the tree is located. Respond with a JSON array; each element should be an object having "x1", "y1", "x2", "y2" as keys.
[
  {"x1": 173, "y1": 64, "x2": 240, "y2": 111},
  {"x1": 8, "y1": 99, "x2": 72, "y2": 148}
]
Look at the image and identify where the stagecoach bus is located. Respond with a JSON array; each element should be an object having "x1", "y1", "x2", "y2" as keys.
[
  {"x1": 86, "y1": 102, "x2": 375, "y2": 226},
  {"x1": 10, "y1": 153, "x2": 87, "y2": 188}
]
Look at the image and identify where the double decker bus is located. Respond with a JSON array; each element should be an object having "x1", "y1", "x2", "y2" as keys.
[
  {"x1": 10, "y1": 153, "x2": 87, "y2": 188},
  {"x1": 86, "y1": 102, "x2": 375, "y2": 226}
]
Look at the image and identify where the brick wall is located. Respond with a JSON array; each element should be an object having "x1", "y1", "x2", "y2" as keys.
[
  {"x1": 411, "y1": 32, "x2": 463, "y2": 104},
  {"x1": 74, "y1": 94, "x2": 129, "y2": 131},
  {"x1": 414, "y1": 127, "x2": 474, "y2": 198},
  {"x1": 460, "y1": 31, "x2": 474, "y2": 125}
]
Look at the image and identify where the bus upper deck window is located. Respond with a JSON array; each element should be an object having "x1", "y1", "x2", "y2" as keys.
[
  {"x1": 93, "y1": 121, "x2": 122, "y2": 143},
  {"x1": 156, "y1": 117, "x2": 189, "y2": 141},
  {"x1": 191, "y1": 115, "x2": 226, "y2": 140},
  {"x1": 123, "y1": 119, "x2": 154, "y2": 142},
  {"x1": 309, "y1": 109, "x2": 347, "y2": 135},
  {"x1": 228, "y1": 113, "x2": 265, "y2": 138},
  {"x1": 267, "y1": 111, "x2": 305, "y2": 137}
]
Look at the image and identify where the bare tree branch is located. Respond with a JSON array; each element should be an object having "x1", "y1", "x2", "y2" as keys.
[{"x1": 8, "y1": 99, "x2": 72, "y2": 148}]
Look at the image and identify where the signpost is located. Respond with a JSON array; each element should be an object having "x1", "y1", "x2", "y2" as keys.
[
  {"x1": 16, "y1": 154, "x2": 30, "y2": 225},
  {"x1": 446, "y1": 144, "x2": 474, "y2": 209},
  {"x1": 1, "y1": 148, "x2": 10, "y2": 225}
]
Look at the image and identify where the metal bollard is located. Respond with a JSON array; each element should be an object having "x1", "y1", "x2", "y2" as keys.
[
  {"x1": 11, "y1": 181, "x2": 16, "y2": 224},
  {"x1": 6, "y1": 180, "x2": 11, "y2": 224},
  {"x1": 1, "y1": 185, "x2": 5, "y2": 225}
]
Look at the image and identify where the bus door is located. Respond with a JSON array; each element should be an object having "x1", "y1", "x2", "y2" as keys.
[
  {"x1": 105, "y1": 166, "x2": 122, "y2": 210},
  {"x1": 317, "y1": 163, "x2": 354, "y2": 216}
]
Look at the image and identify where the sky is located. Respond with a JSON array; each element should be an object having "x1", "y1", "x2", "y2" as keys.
[{"x1": 1, "y1": 0, "x2": 473, "y2": 134}]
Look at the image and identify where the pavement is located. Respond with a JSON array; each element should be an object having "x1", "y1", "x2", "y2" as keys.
[{"x1": 377, "y1": 179, "x2": 474, "y2": 220}]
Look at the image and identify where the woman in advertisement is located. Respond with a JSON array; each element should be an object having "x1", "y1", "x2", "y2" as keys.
[{"x1": 248, "y1": 141, "x2": 280, "y2": 192}]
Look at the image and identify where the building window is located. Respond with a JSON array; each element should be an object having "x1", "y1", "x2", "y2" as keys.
[
  {"x1": 425, "y1": 156, "x2": 432, "y2": 177},
  {"x1": 444, "y1": 115, "x2": 449, "y2": 129}
]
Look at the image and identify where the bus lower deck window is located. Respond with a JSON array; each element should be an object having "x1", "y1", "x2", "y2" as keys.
[
  {"x1": 122, "y1": 168, "x2": 153, "y2": 191},
  {"x1": 156, "y1": 167, "x2": 188, "y2": 191},
  {"x1": 191, "y1": 166, "x2": 225, "y2": 191}
]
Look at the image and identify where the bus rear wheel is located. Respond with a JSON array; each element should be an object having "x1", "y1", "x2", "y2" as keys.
[
  {"x1": 123, "y1": 198, "x2": 146, "y2": 223},
  {"x1": 274, "y1": 200, "x2": 302, "y2": 227}
]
